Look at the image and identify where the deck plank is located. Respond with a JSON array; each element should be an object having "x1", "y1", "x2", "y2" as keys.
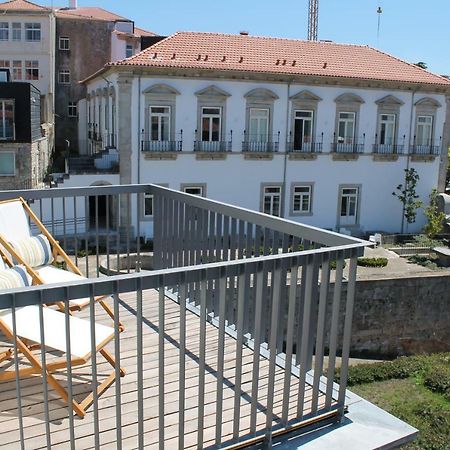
[{"x1": 0, "y1": 289, "x2": 335, "y2": 449}]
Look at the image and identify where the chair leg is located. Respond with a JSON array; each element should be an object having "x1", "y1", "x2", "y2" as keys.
[
  {"x1": 98, "y1": 298, "x2": 125, "y2": 332},
  {"x1": 100, "y1": 348, "x2": 126, "y2": 377}
]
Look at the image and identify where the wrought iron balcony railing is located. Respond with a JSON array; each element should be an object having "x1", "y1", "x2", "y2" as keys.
[
  {"x1": 242, "y1": 132, "x2": 280, "y2": 153},
  {"x1": 193, "y1": 140, "x2": 231, "y2": 152},
  {"x1": 372, "y1": 144, "x2": 404, "y2": 154},
  {"x1": 332, "y1": 133, "x2": 365, "y2": 154},
  {"x1": 0, "y1": 184, "x2": 368, "y2": 449},
  {"x1": 409, "y1": 144, "x2": 441, "y2": 155}
]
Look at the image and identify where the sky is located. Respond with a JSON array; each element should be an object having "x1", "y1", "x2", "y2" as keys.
[{"x1": 42, "y1": 0, "x2": 449, "y2": 75}]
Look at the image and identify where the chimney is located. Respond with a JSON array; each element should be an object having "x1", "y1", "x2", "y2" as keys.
[{"x1": 68, "y1": 0, "x2": 77, "y2": 9}]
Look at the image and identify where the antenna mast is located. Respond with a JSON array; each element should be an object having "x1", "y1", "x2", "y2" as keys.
[{"x1": 307, "y1": 0, "x2": 319, "y2": 41}]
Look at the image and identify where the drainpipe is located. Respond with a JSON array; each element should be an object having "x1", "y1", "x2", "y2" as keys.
[
  {"x1": 282, "y1": 79, "x2": 292, "y2": 218},
  {"x1": 137, "y1": 74, "x2": 141, "y2": 184}
]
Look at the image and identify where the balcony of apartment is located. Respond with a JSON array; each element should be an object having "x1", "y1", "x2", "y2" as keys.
[
  {"x1": 141, "y1": 131, "x2": 183, "y2": 157},
  {"x1": 0, "y1": 184, "x2": 381, "y2": 449},
  {"x1": 331, "y1": 134, "x2": 365, "y2": 160},
  {"x1": 241, "y1": 131, "x2": 280, "y2": 154},
  {"x1": 194, "y1": 131, "x2": 232, "y2": 158},
  {"x1": 287, "y1": 133, "x2": 323, "y2": 160},
  {"x1": 409, "y1": 136, "x2": 442, "y2": 157},
  {"x1": 372, "y1": 134, "x2": 405, "y2": 160}
]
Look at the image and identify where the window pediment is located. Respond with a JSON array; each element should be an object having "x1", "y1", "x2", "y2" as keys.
[
  {"x1": 415, "y1": 97, "x2": 441, "y2": 108},
  {"x1": 334, "y1": 93, "x2": 365, "y2": 104},
  {"x1": 142, "y1": 83, "x2": 180, "y2": 95},
  {"x1": 375, "y1": 95, "x2": 404, "y2": 106},
  {"x1": 289, "y1": 90, "x2": 322, "y2": 103},
  {"x1": 244, "y1": 88, "x2": 279, "y2": 101},
  {"x1": 195, "y1": 85, "x2": 231, "y2": 98}
]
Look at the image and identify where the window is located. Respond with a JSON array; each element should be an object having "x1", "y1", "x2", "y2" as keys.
[
  {"x1": 183, "y1": 186, "x2": 204, "y2": 196},
  {"x1": 0, "y1": 22, "x2": 8, "y2": 41},
  {"x1": 293, "y1": 110, "x2": 313, "y2": 150},
  {"x1": 143, "y1": 193, "x2": 153, "y2": 217},
  {"x1": 0, "y1": 152, "x2": 15, "y2": 176},
  {"x1": 201, "y1": 107, "x2": 221, "y2": 142},
  {"x1": 59, "y1": 36, "x2": 70, "y2": 50},
  {"x1": 337, "y1": 112, "x2": 355, "y2": 144},
  {"x1": 58, "y1": 70, "x2": 70, "y2": 84},
  {"x1": 0, "y1": 100, "x2": 14, "y2": 140},
  {"x1": 263, "y1": 186, "x2": 282, "y2": 217},
  {"x1": 379, "y1": 114, "x2": 396, "y2": 145},
  {"x1": 126, "y1": 44, "x2": 133, "y2": 58},
  {"x1": 416, "y1": 115, "x2": 433, "y2": 146},
  {"x1": 12, "y1": 23, "x2": 21, "y2": 41},
  {"x1": 248, "y1": 108, "x2": 269, "y2": 142},
  {"x1": 12, "y1": 61, "x2": 22, "y2": 81},
  {"x1": 68, "y1": 102, "x2": 77, "y2": 117},
  {"x1": 340, "y1": 187, "x2": 359, "y2": 226},
  {"x1": 292, "y1": 185, "x2": 312, "y2": 214},
  {"x1": 25, "y1": 60, "x2": 39, "y2": 80},
  {"x1": 0, "y1": 61, "x2": 10, "y2": 78},
  {"x1": 25, "y1": 23, "x2": 41, "y2": 41},
  {"x1": 150, "y1": 106, "x2": 170, "y2": 141}
]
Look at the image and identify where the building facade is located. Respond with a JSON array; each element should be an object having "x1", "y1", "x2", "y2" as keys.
[
  {"x1": 0, "y1": 80, "x2": 50, "y2": 189},
  {"x1": 69, "y1": 32, "x2": 450, "y2": 236}
]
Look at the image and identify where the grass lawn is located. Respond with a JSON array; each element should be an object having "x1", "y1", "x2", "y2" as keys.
[{"x1": 336, "y1": 354, "x2": 450, "y2": 450}]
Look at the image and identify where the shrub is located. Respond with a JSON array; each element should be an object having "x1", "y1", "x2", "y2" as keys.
[
  {"x1": 423, "y1": 364, "x2": 450, "y2": 394},
  {"x1": 357, "y1": 257, "x2": 388, "y2": 267},
  {"x1": 330, "y1": 260, "x2": 346, "y2": 270}
]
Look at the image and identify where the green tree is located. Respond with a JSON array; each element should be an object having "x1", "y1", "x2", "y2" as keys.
[
  {"x1": 415, "y1": 61, "x2": 428, "y2": 70},
  {"x1": 392, "y1": 168, "x2": 423, "y2": 233},
  {"x1": 423, "y1": 189, "x2": 445, "y2": 239}
]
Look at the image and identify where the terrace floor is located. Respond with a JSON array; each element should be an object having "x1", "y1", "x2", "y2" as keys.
[{"x1": 0, "y1": 289, "x2": 334, "y2": 449}]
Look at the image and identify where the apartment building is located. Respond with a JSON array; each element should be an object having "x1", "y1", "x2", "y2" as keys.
[{"x1": 72, "y1": 32, "x2": 450, "y2": 236}]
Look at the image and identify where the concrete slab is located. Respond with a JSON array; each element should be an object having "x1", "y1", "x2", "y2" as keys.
[{"x1": 270, "y1": 390, "x2": 418, "y2": 450}]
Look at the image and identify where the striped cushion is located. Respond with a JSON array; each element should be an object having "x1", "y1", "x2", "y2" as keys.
[
  {"x1": 0, "y1": 266, "x2": 31, "y2": 290},
  {"x1": 10, "y1": 234, "x2": 53, "y2": 268}
]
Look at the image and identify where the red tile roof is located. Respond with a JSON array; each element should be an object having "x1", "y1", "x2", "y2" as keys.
[
  {"x1": 54, "y1": 6, "x2": 128, "y2": 21},
  {"x1": 113, "y1": 32, "x2": 450, "y2": 87},
  {"x1": 134, "y1": 27, "x2": 156, "y2": 37},
  {"x1": 0, "y1": 0, "x2": 50, "y2": 11}
]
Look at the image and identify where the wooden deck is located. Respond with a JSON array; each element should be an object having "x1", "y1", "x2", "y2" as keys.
[{"x1": 0, "y1": 289, "x2": 334, "y2": 449}]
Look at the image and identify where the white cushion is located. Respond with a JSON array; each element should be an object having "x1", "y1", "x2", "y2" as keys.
[
  {"x1": 0, "y1": 201, "x2": 31, "y2": 241},
  {"x1": 0, "y1": 266, "x2": 31, "y2": 290},
  {"x1": 10, "y1": 234, "x2": 53, "y2": 268},
  {"x1": 0, "y1": 305, "x2": 114, "y2": 359}
]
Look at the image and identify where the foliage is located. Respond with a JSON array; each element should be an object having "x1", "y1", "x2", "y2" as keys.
[
  {"x1": 330, "y1": 259, "x2": 346, "y2": 270},
  {"x1": 392, "y1": 168, "x2": 423, "y2": 232},
  {"x1": 415, "y1": 61, "x2": 428, "y2": 70},
  {"x1": 423, "y1": 364, "x2": 450, "y2": 395},
  {"x1": 76, "y1": 249, "x2": 92, "y2": 258},
  {"x1": 357, "y1": 257, "x2": 388, "y2": 267},
  {"x1": 408, "y1": 254, "x2": 440, "y2": 270},
  {"x1": 423, "y1": 189, "x2": 445, "y2": 239}
]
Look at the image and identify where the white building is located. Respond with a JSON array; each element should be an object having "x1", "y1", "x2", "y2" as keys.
[
  {"x1": 0, "y1": 0, "x2": 55, "y2": 123},
  {"x1": 72, "y1": 32, "x2": 450, "y2": 237}
]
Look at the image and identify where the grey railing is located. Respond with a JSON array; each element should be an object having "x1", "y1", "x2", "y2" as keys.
[
  {"x1": 409, "y1": 144, "x2": 441, "y2": 155},
  {"x1": 0, "y1": 184, "x2": 368, "y2": 448},
  {"x1": 194, "y1": 140, "x2": 232, "y2": 152},
  {"x1": 287, "y1": 142, "x2": 323, "y2": 153},
  {"x1": 141, "y1": 140, "x2": 183, "y2": 152},
  {"x1": 372, "y1": 144, "x2": 404, "y2": 154}
]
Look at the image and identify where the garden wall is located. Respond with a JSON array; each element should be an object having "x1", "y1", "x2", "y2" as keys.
[{"x1": 344, "y1": 273, "x2": 450, "y2": 358}]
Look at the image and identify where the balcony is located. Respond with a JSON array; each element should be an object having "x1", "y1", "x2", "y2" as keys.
[
  {"x1": 287, "y1": 134, "x2": 323, "y2": 154},
  {"x1": 0, "y1": 184, "x2": 369, "y2": 448},
  {"x1": 409, "y1": 144, "x2": 441, "y2": 156},
  {"x1": 194, "y1": 140, "x2": 231, "y2": 152},
  {"x1": 141, "y1": 132, "x2": 183, "y2": 153},
  {"x1": 372, "y1": 144, "x2": 404, "y2": 154}
]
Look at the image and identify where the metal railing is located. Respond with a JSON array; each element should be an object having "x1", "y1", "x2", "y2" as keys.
[
  {"x1": 409, "y1": 144, "x2": 441, "y2": 155},
  {"x1": 242, "y1": 132, "x2": 280, "y2": 153},
  {"x1": 194, "y1": 140, "x2": 232, "y2": 152},
  {"x1": 332, "y1": 134, "x2": 365, "y2": 154},
  {"x1": 0, "y1": 184, "x2": 368, "y2": 448},
  {"x1": 372, "y1": 144, "x2": 404, "y2": 154}
]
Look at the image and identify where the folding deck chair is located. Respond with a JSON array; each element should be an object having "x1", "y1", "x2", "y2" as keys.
[
  {"x1": 0, "y1": 301, "x2": 125, "y2": 418},
  {"x1": 0, "y1": 198, "x2": 122, "y2": 330}
]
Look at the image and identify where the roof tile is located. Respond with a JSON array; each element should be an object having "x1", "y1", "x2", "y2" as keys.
[
  {"x1": 113, "y1": 32, "x2": 450, "y2": 86},
  {"x1": 0, "y1": 0, "x2": 50, "y2": 11}
]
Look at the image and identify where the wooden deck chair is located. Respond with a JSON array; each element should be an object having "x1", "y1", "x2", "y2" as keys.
[
  {"x1": 0, "y1": 304, "x2": 125, "y2": 418},
  {"x1": 0, "y1": 198, "x2": 123, "y2": 331}
]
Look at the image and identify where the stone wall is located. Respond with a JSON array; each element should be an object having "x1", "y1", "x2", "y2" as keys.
[{"x1": 341, "y1": 273, "x2": 450, "y2": 358}]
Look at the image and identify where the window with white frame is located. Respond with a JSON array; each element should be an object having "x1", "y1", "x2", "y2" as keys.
[
  {"x1": 150, "y1": 106, "x2": 170, "y2": 141},
  {"x1": 125, "y1": 44, "x2": 133, "y2": 58},
  {"x1": 12, "y1": 23, "x2": 21, "y2": 41},
  {"x1": 12, "y1": 61, "x2": 22, "y2": 81},
  {"x1": 25, "y1": 60, "x2": 39, "y2": 80},
  {"x1": 143, "y1": 193, "x2": 153, "y2": 217},
  {"x1": 292, "y1": 185, "x2": 312, "y2": 214},
  {"x1": 248, "y1": 108, "x2": 269, "y2": 142},
  {"x1": 416, "y1": 115, "x2": 433, "y2": 146},
  {"x1": 293, "y1": 110, "x2": 313, "y2": 149},
  {"x1": 337, "y1": 112, "x2": 355, "y2": 144},
  {"x1": 0, "y1": 100, "x2": 14, "y2": 140},
  {"x1": 0, "y1": 152, "x2": 15, "y2": 176},
  {"x1": 25, "y1": 23, "x2": 41, "y2": 41},
  {"x1": 379, "y1": 113, "x2": 396, "y2": 145},
  {"x1": 0, "y1": 22, "x2": 8, "y2": 41},
  {"x1": 58, "y1": 69, "x2": 70, "y2": 84},
  {"x1": 201, "y1": 107, "x2": 221, "y2": 142},
  {"x1": 263, "y1": 186, "x2": 282, "y2": 217},
  {"x1": 340, "y1": 187, "x2": 359, "y2": 225},
  {"x1": 183, "y1": 185, "x2": 204, "y2": 196},
  {"x1": 68, "y1": 102, "x2": 77, "y2": 117},
  {"x1": 59, "y1": 36, "x2": 70, "y2": 50}
]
